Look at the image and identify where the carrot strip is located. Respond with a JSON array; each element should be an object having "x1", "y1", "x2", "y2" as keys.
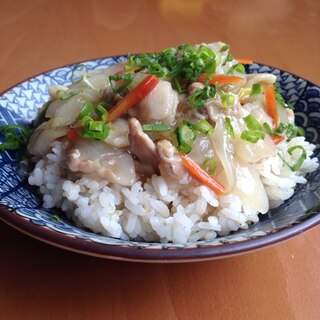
[
  {"x1": 197, "y1": 73, "x2": 244, "y2": 85},
  {"x1": 236, "y1": 58, "x2": 253, "y2": 64},
  {"x1": 264, "y1": 84, "x2": 279, "y2": 128},
  {"x1": 181, "y1": 155, "x2": 225, "y2": 195},
  {"x1": 67, "y1": 127, "x2": 81, "y2": 140},
  {"x1": 272, "y1": 135, "x2": 286, "y2": 145},
  {"x1": 106, "y1": 74, "x2": 159, "y2": 123}
]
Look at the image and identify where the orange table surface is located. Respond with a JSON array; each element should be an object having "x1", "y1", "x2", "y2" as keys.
[{"x1": 0, "y1": 1, "x2": 319, "y2": 319}]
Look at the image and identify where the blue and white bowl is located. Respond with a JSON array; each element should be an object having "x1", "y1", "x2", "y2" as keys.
[{"x1": 0, "y1": 56, "x2": 319, "y2": 262}]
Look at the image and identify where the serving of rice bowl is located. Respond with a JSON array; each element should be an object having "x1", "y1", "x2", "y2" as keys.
[{"x1": 0, "y1": 42, "x2": 319, "y2": 261}]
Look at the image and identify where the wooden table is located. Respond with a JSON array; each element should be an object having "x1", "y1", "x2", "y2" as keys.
[{"x1": 0, "y1": 1, "x2": 319, "y2": 319}]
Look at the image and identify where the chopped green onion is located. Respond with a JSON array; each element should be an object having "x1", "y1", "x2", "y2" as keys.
[
  {"x1": 278, "y1": 145, "x2": 307, "y2": 171},
  {"x1": 175, "y1": 124, "x2": 196, "y2": 154},
  {"x1": 263, "y1": 122, "x2": 275, "y2": 136},
  {"x1": 225, "y1": 117, "x2": 235, "y2": 139},
  {"x1": 264, "y1": 122, "x2": 304, "y2": 140},
  {"x1": 192, "y1": 119, "x2": 214, "y2": 136},
  {"x1": 0, "y1": 125, "x2": 32, "y2": 152},
  {"x1": 276, "y1": 123, "x2": 303, "y2": 140},
  {"x1": 189, "y1": 85, "x2": 216, "y2": 109},
  {"x1": 95, "y1": 102, "x2": 108, "y2": 118},
  {"x1": 201, "y1": 158, "x2": 217, "y2": 175},
  {"x1": 221, "y1": 93, "x2": 236, "y2": 109},
  {"x1": 241, "y1": 130, "x2": 265, "y2": 143},
  {"x1": 127, "y1": 44, "x2": 218, "y2": 93},
  {"x1": 220, "y1": 44, "x2": 230, "y2": 52},
  {"x1": 51, "y1": 215, "x2": 61, "y2": 222},
  {"x1": 80, "y1": 127, "x2": 110, "y2": 140},
  {"x1": 88, "y1": 121, "x2": 105, "y2": 132},
  {"x1": 222, "y1": 54, "x2": 234, "y2": 66},
  {"x1": 243, "y1": 114, "x2": 263, "y2": 131},
  {"x1": 76, "y1": 101, "x2": 110, "y2": 140},
  {"x1": 141, "y1": 123, "x2": 173, "y2": 132},
  {"x1": 83, "y1": 73, "x2": 99, "y2": 91},
  {"x1": 78, "y1": 101, "x2": 94, "y2": 119},
  {"x1": 59, "y1": 89, "x2": 81, "y2": 101},
  {"x1": 109, "y1": 74, "x2": 134, "y2": 94},
  {"x1": 227, "y1": 63, "x2": 245, "y2": 75},
  {"x1": 70, "y1": 64, "x2": 87, "y2": 83},
  {"x1": 250, "y1": 83, "x2": 262, "y2": 96},
  {"x1": 274, "y1": 84, "x2": 294, "y2": 110}
]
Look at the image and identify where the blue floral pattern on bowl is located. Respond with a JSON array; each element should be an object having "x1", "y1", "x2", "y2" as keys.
[{"x1": 0, "y1": 57, "x2": 319, "y2": 261}]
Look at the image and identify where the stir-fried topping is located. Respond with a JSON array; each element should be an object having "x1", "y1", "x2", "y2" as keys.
[
  {"x1": 0, "y1": 125, "x2": 31, "y2": 151},
  {"x1": 2, "y1": 42, "x2": 311, "y2": 198}
]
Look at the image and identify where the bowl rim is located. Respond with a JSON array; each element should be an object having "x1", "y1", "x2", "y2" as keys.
[
  {"x1": 0, "y1": 203, "x2": 319, "y2": 262},
  {"x1": 0, "y1": 56, "x2": 319, "y2": 262}
]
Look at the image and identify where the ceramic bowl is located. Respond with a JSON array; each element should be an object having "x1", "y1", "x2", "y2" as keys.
[{"x1": 0, "y1": 56, "x2": 319, "y2": 262}]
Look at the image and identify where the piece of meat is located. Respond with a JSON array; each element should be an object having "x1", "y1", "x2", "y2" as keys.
[
  {"x1": 128, "y1": 80, "x2": 179, "y2": 124},
  {"x1": 128, "y1": 118, "x2": 160, "y2": 169},
  {"x1": 157, "y1": 140, "x2": 188, "y2": 182},
  {"x1": 65, "y1": 139, "x2": 136, "y2": 186}
]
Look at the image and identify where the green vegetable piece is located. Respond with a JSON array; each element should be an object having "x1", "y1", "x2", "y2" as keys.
[
  {"x1": 221, "y1": 93, "x2": 235, "y2": 109},
  {"x1": 70, "y1": 64, "x2": 87, "y2": 83},
  {"x1": 175, "y1": 124, "x2": 196, "y2": 154},
  {"x1": 201, "y1": 158, "x2": 217, "y2": 175},
  {"x1": 79, "y1": 101, "x2": 94, "y2": 119},
  {"x1": 241, "y1": 130, "x2": 265, "y2": 143},
  {"x1": 0, "y1": 125, "x2": 32, "y2": 152},
  {"x1": 250, "y1": 83, "x2": 261, "y2": 96},
  {"x1": 189, "y1": 85, "x2": 216, "y2": 109},
  {"x1": 220, "y1": 44, "x2": 230, "y2": 52},
  {"x1": 243, "y1": 114, "x2": 263, "y2": 131},
  {"x1": 141, "y1": 123, "x2": 172, "y2": 132},
  {"x1": 274, "y1": 84, "x2": 294, "y2": 110},
  {"x1": 192, "y1": 119, "x2": 214, "y2": 136},
  {"x1": 59, "y1": 89, "x2": 81, "y2": 101},
  {"x1": 225, "y1": 117, "x2": 235, "y2": 139},
  {"x1": 278, "y1": 145, "x2": 307, "y2": 171},
  {"x1": 109, "y1": 74, "x2": 134, "y2": 94},
  {"x1": 227, "y1": 63, "x2": 245, "y2": 75}
]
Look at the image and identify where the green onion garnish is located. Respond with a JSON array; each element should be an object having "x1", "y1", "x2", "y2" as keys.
[
  {"x1": 75, "y1": 101, "x2": 110, "y2": 140},
  {"x1": 0, "y1": 125, "x2": 32, "y2": 152},
  {"x1": 51, "y1": 215, "x2": 61, "y2": 222},
  {"x1": 59, "y1": 89, "x2": 81, "y2": 101},
  {"x1": 175, "y1": 124, "x2": 196, "y2": 154},
  {"x1": 127, "y1": 44, "x2": 217, "y2": 93},
  {"x1": 274, "y1": 84, "x2": 294, "y2": 110},
  {"x1": 264, "y1": 122, "x2": 304, "y2": 140},
  {"x1": 225, "y1": 117, "x2": 235, "y2": 139},
  {"x1": 263, "y1": 122, "x2": 275, "y2": 135},
  {"x1": 220, "y1": 44, "x2": 230, "y2": 52},
  {"x1": 189, "y1": 85, "x2": 216, "y2": 109},
  {"x1": 243, "y1": 114, "x2": 263, "y2": 131},
  {"x1": 227, "y1": 63, "x2": 245, "y2": 75},
  {"x1": 241, "y1": 130, "x2": 265, "y2": 143},
  {"x1": 192, "y1": 119, "x2": 214, "y2": 136},
  {"x1": 221, "y1": 93, "x2": 236, "y2": 109},
  {"x1": 78, "y1": 101, "x2": 94, "y2": 119},
  {"x1": 142, "y1": 123, "x2": 172, "y2": 132},
  {"x1": 201, "y1": 157, "x2": 217, "y2": 175},
  {"x1": 278, "y1": 145, "x2": 307, "y2": 171},
  {"x1": 222, "y1": 53, "x2": 234, "y2": 66},
  {"x1": 70, "y1": 64, "x2": 87, "y2": 83},
  {"x1": 251, "y1": 83, "x2": 262, "y2": 96},
  {"x1": 83, "y1": 73, "x2": 99, "y2": 91},
  {"x1": 109, "y1": 74, "x2": 134, "y2": 94}
]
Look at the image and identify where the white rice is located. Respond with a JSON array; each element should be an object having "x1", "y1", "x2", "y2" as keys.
[{"x1": 28, "y1": 139, "x2": 319, "y2": 243}]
